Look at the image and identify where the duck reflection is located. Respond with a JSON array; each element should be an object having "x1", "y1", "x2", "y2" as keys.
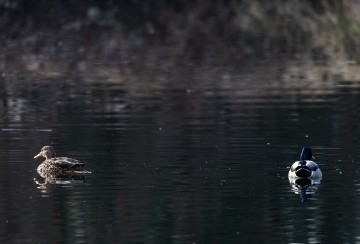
[
  {"x1": 34, "y1": 171, "x2": 87, "y2": 192},
  {"x1": 289, "y1": 178, "x2": 321, "y2": 202},
  {"x1": 34, "y1": 171, "x2": 87, "y2": 185}
]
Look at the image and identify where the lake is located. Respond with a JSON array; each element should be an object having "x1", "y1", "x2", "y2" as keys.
[{"x1": 0, "y1": 60, "x2": 360, "y2": 243}]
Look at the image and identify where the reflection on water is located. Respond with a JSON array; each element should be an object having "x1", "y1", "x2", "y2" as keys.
[
  {"x1": 289, "y1": 178, "x2": 321, "y2": 203},
  {"x1": 1, "y1": 61, "x2": 360, "y2": 243},
  {"x1": 34, "y1": 173, "x2": 87, "y2": 194}
]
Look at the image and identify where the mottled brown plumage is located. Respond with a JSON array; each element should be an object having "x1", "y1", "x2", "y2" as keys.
[{"x1": 34, "y1": 146, "x2": 86, "y2": 175}]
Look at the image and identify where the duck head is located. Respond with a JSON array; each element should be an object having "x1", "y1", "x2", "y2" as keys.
[
  {"x1": 300, "y1": 147, "x2": 315, "y2": 161},
  {"x1": 34, "y1": 146, "x2": 56, "y2": 160}
]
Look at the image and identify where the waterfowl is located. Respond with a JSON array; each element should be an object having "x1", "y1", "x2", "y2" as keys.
[
  {"x1": 34, "y1": 146, "x2": 86, "y2": 176},
  {"x1": 288, "y1": 147, "x2": 322, "y2": 179}
]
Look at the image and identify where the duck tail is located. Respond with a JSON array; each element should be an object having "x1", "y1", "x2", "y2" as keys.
[{"x1": 295, "y1": 166, "x2": 311, "y2": 178}]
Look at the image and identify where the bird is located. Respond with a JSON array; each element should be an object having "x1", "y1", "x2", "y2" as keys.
[
  {"x1": 288, "y1": 147, "x2": 322, "y2": 179},
  {"x1": 34, "y1": 146, "x2": 87, "y2": 176}
]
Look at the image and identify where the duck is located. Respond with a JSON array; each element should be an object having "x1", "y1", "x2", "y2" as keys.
[
  {"x1": 288, "y1": 147, "x2": 322, "y2": 179},
  {"x1": 34, "y1": 146, "x2": 87, "y2": 176}
]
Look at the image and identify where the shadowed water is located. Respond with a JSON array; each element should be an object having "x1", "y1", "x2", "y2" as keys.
[{"x1": 1, "y1": 63, "x2": 360, "y2": 243}]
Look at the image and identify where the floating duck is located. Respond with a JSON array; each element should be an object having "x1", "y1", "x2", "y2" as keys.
[
  {"x1": 288, "y1": 147, "x2": 322, "y2": 179},
  {"x1": 34, "y1": 146, "x2": 87, "y2": 176}
]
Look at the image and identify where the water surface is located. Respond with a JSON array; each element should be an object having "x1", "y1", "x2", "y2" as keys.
[{"x1": 0, "y1": 62, "x2": 360, "y2": 243}]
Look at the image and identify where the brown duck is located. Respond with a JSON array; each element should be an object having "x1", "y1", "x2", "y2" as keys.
[{"x1": 34, "y1": 146, "x2": 86, "y2": 175}]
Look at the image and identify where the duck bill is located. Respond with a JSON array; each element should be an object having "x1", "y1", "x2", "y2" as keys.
[{"x1": 34, "y1": 153, "x2": 42, "y2": 159}]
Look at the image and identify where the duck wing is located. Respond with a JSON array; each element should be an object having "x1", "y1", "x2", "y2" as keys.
[
  {"x1": 305, "y1": 161, "x2": 319, "y2": 171},
  {"x1": 290, "y1": 161, "x2": 303, "y2": 172},
  {"x1": 51, "y1": 157, "x2": 86, "y2": 169}
]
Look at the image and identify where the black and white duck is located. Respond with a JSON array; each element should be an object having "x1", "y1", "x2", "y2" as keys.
[{"x1": 288, "y1": 147, "x2": 322, "y2": 179}]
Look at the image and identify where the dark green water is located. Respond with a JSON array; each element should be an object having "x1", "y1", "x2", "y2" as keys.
[{"x1": 1, "y1": 67, "x2": 360, "y2": 243}]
